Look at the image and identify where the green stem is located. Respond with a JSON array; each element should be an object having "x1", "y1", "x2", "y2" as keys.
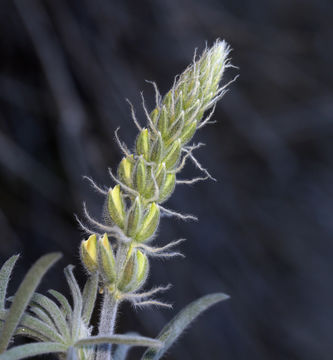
[{"x1": 96, "y1": 291, "x2": 119, "y2": 360}]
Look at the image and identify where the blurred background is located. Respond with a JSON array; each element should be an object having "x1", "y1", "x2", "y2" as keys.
[{"x1": 1, "y1": 0, "x2": 333, "y2": 359}]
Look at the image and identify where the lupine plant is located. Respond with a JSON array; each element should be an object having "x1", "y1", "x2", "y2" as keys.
[{"x1": 0, "y1": 40, "x2": 235, "y2": 360}]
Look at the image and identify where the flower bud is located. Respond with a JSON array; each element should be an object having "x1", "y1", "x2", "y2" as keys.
[
  {"x1": 136, "y1": 128, "x2": 150, "y2": 160},
  {"x1": 80, "y1": 234, "x2": 98, "y2": 273},
  {"x1": 162, "y1": 139, "x2": 181, "y2": 169},
  {"x1": 143, "y1": 163, "x2": 166, "y2": 199},
  {"x1": 118, "y1": 249, "x2": 149, "y2": 293},
  {"x1": 158, "y1": 173, "x2": 176, "y2": 203},
  {"x1": 133, "y1": 156, "x2": 147, "y2": 194},
  {"x1": 98, "y1": 233, "x2": 116, "y2": 285},
  {"x1": 181, "y1": 120, "x2": 197, "y2": 145},
  {"x1": 167, "y1": 112, "x2": 185, "y2": 143},
  {"x1": 135, "y1": 202, "x2": 160, "y2": 242},
  {"x1": 157, "y1": 106, "x2": 168, "y2": 138},
  {"x1": 126, "y1": 196, "x2": 143, "y2": 237},
  {"x1": 150, "y1": 132, "x2": 164, "y2": 163},
  {"x1": 174, "y1": 91, "x2": 183, "y2": 118},
  {"x1": 150, "y1": 108, "x2": 159, "y2": 126},
  {"x1": 107, "y1": 185, "x2": 126, "y2": 229},
  {"x1": 118, "y1": 155, "x2": 134, "y2": 187}
]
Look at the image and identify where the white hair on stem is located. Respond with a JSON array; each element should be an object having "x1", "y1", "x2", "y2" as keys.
[
  {"x1": 114, "y1": 127, "x2": 131, "y2": 157},
  {"x1": 159, "y1": 205, "x2": 198, "y2": 221},
  {"x1": 140, "y1": 92, "x2": 158, "y2": 135},
  {"x1": 83, "y1": 176, "x2": 108, "y2": 195},
  {"x1": 123, "y1": 285, "x2": 171, "y2": 301},
  {"x1": 126, "y1": 98, "x2": 142, "y2": 131},
  {"x1": 132, "y1": 300, "x2": 172, "y2": 309},
  {"x1": 176, "y1": 176, "x2": 209, "y2": 185},
  {"x1": 145, "y1": 80, "x2": 161, "y2": 108}
]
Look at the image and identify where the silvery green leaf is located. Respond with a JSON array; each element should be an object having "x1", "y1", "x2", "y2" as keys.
[
  {"x1": 48, "y1": 289, "x2": 73, "y2": 321},
  {"x1": 0, "y1": 301, "x2": 64, "y2": 343},
  {"x1": 28, "y1": 304, "x2": 54, "y2": 327},
  {"x1": 113, "y1": 332, "x2": 138, "y2": 360},
  {"x1": 64, "y1": 266, "x2": 82, "y2": 340},
  {"x1": 1, "y1": 308, "x2": 50, "y2": 342},
  {"x1": 30, "y1": 293, "x2": 70, "y2": 340},
  {"x1": 142, "y1": 292, "x2": 229, "y2": 360},
  {"x1": 82, "y1": 272, "x2": 98, "y2": 325},
  {"x1": 19, "y1": 312, "x2": 64, "y2": 343},
  {"x1": 0, "y1": 342, "x2": 67, "y2": 360},
  {"x1": 0, "y1": 255, "x2": 19, "y2": 310},
  {"x1": 0, "y1": 252, "x2": 61, "y2": 352},
  {"x1": 75, "y1": 335, "x2": 162, "y2": 348},
  {"x1": 113, "y1": 343, "x2": 131, "y2": 360},
  {"x1": 15, "y1": 325, "x2": 50, "y2": 342}
]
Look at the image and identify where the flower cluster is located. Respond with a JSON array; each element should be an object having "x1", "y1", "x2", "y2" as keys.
[{"x1": 79, "y1": 40, "x2": 232, "y2": 305}]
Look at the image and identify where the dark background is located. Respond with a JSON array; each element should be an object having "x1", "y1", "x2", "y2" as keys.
[{"x1": 1, "y1": 0, "x2": 333, "y2": 359}]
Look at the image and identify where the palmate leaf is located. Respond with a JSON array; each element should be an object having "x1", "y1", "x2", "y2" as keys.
[
  {"x1": 0, "y1": 308, "x2": 63, "y2": 343},
  {"x1": 0, "y1": 342, "x2": 67, "y2": 360},
  {"x1": 48, "y1": 289, "x2": 73, "y2": 321},
  {"x1": 30, "y1": 292, "x2": 70, "y2": 340},
  {"x1": 75, "y1": 335, "x2": 162, "y2": 348},
  {"x1": 142, "y1": 292, "x2": 229, "y2": 360},
  {"x1": 0, "y1": 252, "x2": 62, "y2": 353}
]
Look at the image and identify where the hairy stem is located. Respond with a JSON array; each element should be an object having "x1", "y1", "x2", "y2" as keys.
[{"x1": 96, "y1": 291, "x2": 119, "y2": 360}]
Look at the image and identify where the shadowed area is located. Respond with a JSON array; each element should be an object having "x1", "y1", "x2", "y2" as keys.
[{"x1": 0, "y1": 0, "x2": 333, "y2": 359}]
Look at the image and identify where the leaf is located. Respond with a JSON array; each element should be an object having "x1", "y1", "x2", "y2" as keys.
[
  {"x1": 82, "y1": 272, "x2": 98, "y2": 325},
  {"x1": 113, "y1": 333, "x2": 138, "y2": 360},
  {"x1": 0, "y1": 255, "x2": 19, "y2": 310},
  {"x1": 15, "y1": 325, "x2": 50, "y2": 343},
  {"x1": 18, "y1": 312, "x2": 64, "y2": 343},
  {"x1": 0, "y1": 309, "x2": 63, "y2": 343},
  {"x1": 75, "y1": 335, "x2": 162, "y2": 349},
  {"x1": 0, "y1": 252, "x2": 62, "y2": 353},
  {"x1": 48, "y1": 289, "x2": 73, "y2": 321},
  {"x1": 0, "y1": 342, "x2": 67, "y2": 360},
  {"x1": 28, "y1": 304, "x2": 54, "y2": 327},
  {"x1": 30, "y1": 293, "x2": 70, "y2": 340},
  {"x1": 64, "y1": 266, "x2": 82, "y2": 340},
  {"x1": 142, "y1": 292, "x2": 229, "y2": 360}
]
